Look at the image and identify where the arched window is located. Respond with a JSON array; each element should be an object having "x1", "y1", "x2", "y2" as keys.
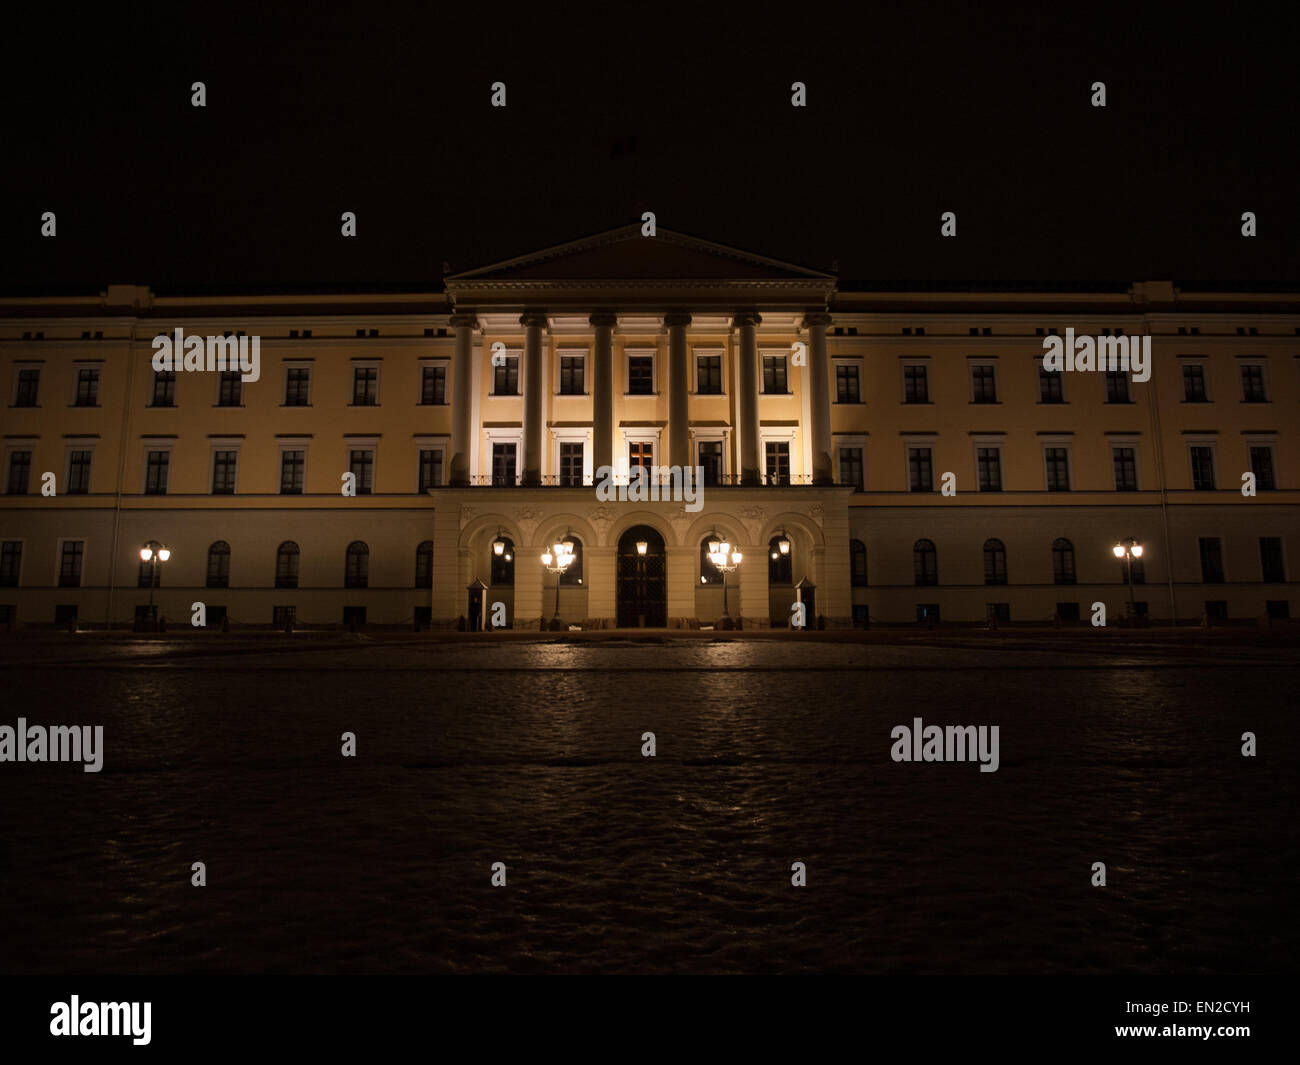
[
  {"x1": 275, "y1": 541, "x2": 299, "y2": 589},
  {"x1": 345, "y1": 541, "x2": 369, "y2": 589},
  {"x1": 558, "y1": 536, "x2": 584, "y2": 586},
  {"x1": 768, "y1": 535, "x2": 793, "y2": 585},
  {"x1": 850, "y1": 539, "x2": 868, "y2": 587},
  {"x1": 700, "y1": 538, "x2": 723, "y2": 585},
  {"x1": 415, "y1": 541, "x2": 433, "y2": 588},
  {"x1": 914, "y1": 539, "x2": 938, "y2": 586},
  {"x1": 490, "y1": 536, "x2": 514, "y2": 586},
  {"x1": 983, "y1": 538, "x2": 1007, "y2": 585},
  {"x1": 206, "y1": 541, "x2": 230, "y2": 589},
  {"x1": 1052, "y1": 538, "x2": 1076, "y2": 585}
]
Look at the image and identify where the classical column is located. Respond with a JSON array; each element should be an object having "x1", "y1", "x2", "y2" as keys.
[
  {"x1": 804, "y1": 311, "x2": 833, "y2": 485},
  {"x1": 590, "y1": 312, "x2": 617, "y2": 478},
  {"x1": 521, "y1": 311, "x2": 547, "y2": 486},
  {"x1": 665, "y1": 312, "x2": 692, "y2": 469},
  {"x1": 734, "y1": 311, "x2": 762, "y2": 486},
  {"x1": 449, "y1": 312, "x2": 477, "y2": 486}
]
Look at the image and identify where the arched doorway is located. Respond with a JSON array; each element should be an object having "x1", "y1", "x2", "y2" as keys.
[{"x1": 617, "y1": 525, "x2": 667, "y2": 627}]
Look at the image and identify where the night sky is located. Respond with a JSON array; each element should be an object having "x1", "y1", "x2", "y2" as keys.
[{"x1": 4, "y1": 4, "x2": 1297, "y2": 291}]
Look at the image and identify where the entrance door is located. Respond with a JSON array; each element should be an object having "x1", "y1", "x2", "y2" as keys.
[{"x1": 616, "y1": 525, "x2": 667, "y2": 627}]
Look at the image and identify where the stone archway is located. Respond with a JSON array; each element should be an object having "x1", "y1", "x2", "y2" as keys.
[{"x1": 616, "y1": 524, "x2": 667, "y2": 628}]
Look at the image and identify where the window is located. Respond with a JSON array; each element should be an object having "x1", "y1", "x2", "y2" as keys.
[
  {"x1": 14, "y1": 368, "x2": 39, "y2": 406},
  {"x1": 976, "y1": 447, "x2": 1002, "y2": 492},
  {"x1": 838, "y1": 447, "x2": 863, "y2": 490},
  {"x1": 349, "y1": 449, "x2": 374, "y2": 495},
  {"x1": 151, "y1": 370, "x2": 176, "y2": 407},
  {"x1": 58, "y1": 541, "x2": 84, "y2": 588},
  {"x1": 275, "y1": 542, "x2": 299, "y2": 589},
  {"x1": 217, "y1": 371, "x2": 241, "y2": 406},
  {"x1": 850, "y1": 540, "x2": 867, "y2": 587},
  {"x1": 491, "y1": 443, "x2": 516, "y2": 486},
  {"x1": 986, "y1": 603, "x2": 1011, "y2": 623},
  {"x1": 1250, "y1": 446, "x2": 1276, "y2": 490},
  {"x1": 698, "y1": 441, "x2": 723, "y2": 486},
  {"x1": 206, "y1": 541, "x2": 230, "y2": 589},
  {"x1": 916, "y1": 603, "x2": 940, "y2": 623},
  {"x1": 559, "y1": 442, "x2": 583, "y2": 487},
  {"x1": 273, "y1": 606, "x2": 296, "y2": 626},
  {"x1": 66, "y1": 450, "x2": 91, "y2": 494},
  {"x1": 1199, "y1": 537, "x2": 1225, "y2": 583},
  {"x1": 285, "y1": 366, "x2": 311, "y2": 406},
  {"x1": 1104, "y1": 371, "x2": 1130, "y2": 403},
  {"x1": 627, "y1": 355, "x2": 654, "y2": 395},
  {"x1": 1112, "y1": 447, "x2": 1138, "y2": 491},
  {"x1": 1121, "y1": 556, "x2": 1146, "y2": 585},
  {"x1": 212, "y1": 450, "x2": 237, "y2": 495},
  {"x1": 7, "y1": 451, "x2": 32, "y2": 494},
  {"x1": 493, "y1": 355, "x2": 519, "y2": 395},
  {"x1": 628, "y1": 442, "x2": 653, "y2": 473},
  {"x1": 345, "y1": 541, "x2": 369, "y2": 588},
  {"x1": 983, "y1": 539, "x2": 1007, "y2": 585},
  {"x1": 836, "y1": 362, "x2": 861, "y2": 403},
  {"x1": 1182, "y1": 364, "x2": 1207, "y2": 402},
  {"x1": 908, "y1": 447, "x2": 934, "y2": 492},
  {"x1": 415, "y1": 541, "x2": 434, "y2": 588},
  {"x1": 1044, "y1": 447, "x2": 1071, "y2": 491},
  {"x1": 913, "y1": 539, "x2": 937, "y2": 586},
  {"x1": 765, "y1": 441, "x2": 790, "y2": 485},
  {"x1": 280, "y1": 450, "x2": 305, "y2": 494},
  {"x1": 903, "y1": 364, "x2": 929, "y2": 403},
  {"x1": 420, "y1": 364, "x2": 446, "y2": 405},
  {"x1": 1038, "y1": 365, "x2": 1063, "y2": 403},
  {"x1": 559, "y1": 537, "x2": 584, "y2": 586},
  {"x1": 0, "y1": 541, "x2": 21, "y2": 587},
  {"x1": 352, "y1": 367, "x2": 378, "y2": 405},
  {"x1": 145, "y1": 450, "x2": 170, "y2": 494},
  {"x1": 1241, "y1": 364, "x2": 1267, "y2": 402},
  {"x1": 697, "y1": 355, "x2": 722, "y2": 395},
  {"x1": 74, "y1": 368, "x2": 99, "y2": 406},
  {"x1": 700, "y1": 539, "x2": 723, "y2": 586},
  {"x1": 1260, "y1": 537, "x2": 1285, "y2": 583},
  {"x1": 769, "y1": 536, "x2": 793, "y2": 585},
  {"x1": 1056, "y1": 602, "x2": 1080, "y2": 622},
  {"x1": 559, "y1": 355, "x2": 584, "y2": 395},
  {"x1": 970, "y1": 364, "x2": 997, "y2": 403},
  {"x1": 490, "y1": 537, "x2": 514, "y2": 586},
  {"x1": 1052, "y1": 538, "x2": 1076, "y2": 585},
  {"x1": 417, "y1": 449, "x2": 443, "y2": 492},
  {"x1": 762, "y1": 355, "x2": 788, "y2": 394},
  {"x1": 1190, "y1": 446, "x2": 1216, "y2": 490}
]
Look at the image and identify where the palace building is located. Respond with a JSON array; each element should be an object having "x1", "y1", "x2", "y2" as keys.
[{"x1": 1, "y1": 226, "x2": 1297, "y2": 630}]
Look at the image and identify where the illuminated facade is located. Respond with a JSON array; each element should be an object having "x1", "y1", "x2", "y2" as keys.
[{"x1": 1, "y1": 227, "x2": 1296, "y2": 629}]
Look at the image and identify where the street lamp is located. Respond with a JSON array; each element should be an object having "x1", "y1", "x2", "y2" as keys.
[
  {"x1": 541, "y1": 531, "x2": 576, "y2": 620},
  {"x1": 139, "y1": 540, "x2": 171, "y2": 627},
  {"x1": 1113, "y1": 537, "x2": 1144, "y2": 616},
  {"x1": 492, "y1": 529, "x2": 507, "y2": 556},
  {"x1": 707, "y1": 532, "x2": 743, "y2": 623}
]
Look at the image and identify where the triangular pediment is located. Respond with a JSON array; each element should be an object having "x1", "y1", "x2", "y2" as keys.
[{"x1": 447, "y1": 226, "x2": 834, "y2": 284}]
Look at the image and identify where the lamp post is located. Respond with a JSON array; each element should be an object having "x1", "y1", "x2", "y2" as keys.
[
  {"x1": 139, "y1": 540, "x2": 171, "y2": 628},
  {"x1": 541, "y1": 531, "x2": 576, "y2": 621},
  {"x1": 706, "y1": 533, "x2": 743, "y2": 623},
  {"x1": 1112, "y1": 538, "x2": 1144, "y2": 616}
]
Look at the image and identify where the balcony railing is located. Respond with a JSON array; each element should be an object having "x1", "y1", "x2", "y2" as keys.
[{"x1": 458, "y1": 473, "x2": 819, "y2": 487}]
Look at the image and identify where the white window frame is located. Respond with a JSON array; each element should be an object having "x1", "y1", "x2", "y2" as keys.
[
  {"x1": 1237, "y1": 356, "x2": 1269, "y2": 403},
  {"x1": 349, "y1": 359, "x2": 382, "y2": 407},
  {"x1": 1107, "y1": 435, "x2": 1142, "y2": 492},
  {"x1": 971, "y1": 434, "x2": 1005, "y2": 492},
  {"x1": 833, "y1": 356, "x2": 864, "y2": 403},
  {"x1": 1185, "y1": 436, "x2": 1219, "y2": 491},
  {"x1": 140, "y1": 440, "x2": 175, "y2": 495},
  {"x1": 414, "y1": 435, "x2": 450, "y2": 491},
  {"x1": 344, "y1": 437, "x2": 379, "y2": 494},
  {"x1": 902, "y1": 432, "x2": 938, "y2": 492},
  {"x1": 282, "y1": 358, "x2": 314, "y2": 406},
  {"x1": 277, "y1": 437, "x2": 311, "y2": 495},
  {"x1": 759, "y1": 347, "x2": 792, "y2": 396},
  {"x1": 71, "y1": 360, "x2": 103, "y2": 407},
  {"x1": 555, "y1": 347, "x2": 589, "y2": 397},
  {"x1": 209, "y1": 437, "x2": 242, "y2": 495},
  {"x1": 483, "y1": 427, "x2": 524, "y2": 485},
  {"x1": 968, "y1": 357, "x2": 999, "y2": 403},
  {"x1": 11, "y1": 361, "x2": 42, "y2": 406},
  {"x1": 624, "y1": 346, "x2": 658, "y2": 397},
  {"x1": 1177, "y1": 355, "x2": 1211, "y2": 403},
  {"x1": 758, "y1": 426, "x2": 798, "y2": 485},
  {"x1": 834, "y1": 433, "x2": 868, "y2": 490},
  {"x1": 550, "y1": 426, "x2": 594, "y2": 485},
  {"x1": 689, "y1": 426, "x2": 732, "y2": 481},
  {"x1": 63, "y1": 437, "x2": 97, "y2": 495},
  {"x1": 900, "y1": 357, "x2": 932, "y2": 404},
  {"x1": 54, "y1": 536, "x2": 88, "y2": 588},
  {"x1": 487, "y1": 346, "x2": 522, "y2": 397},
  {"x1": 1040, "y1": 437, "x2": 1074, "y2": 492},
  {"x1": 619, "y1": 426, "x2": 663, "y2": 483},
  {"x1": 692, "y1": 347, "x2": 726, "y2": 396}
]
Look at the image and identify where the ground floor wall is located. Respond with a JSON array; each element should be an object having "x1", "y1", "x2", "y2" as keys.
[{"x1": 0, "y1": 496, "x2": 1294, "y2": 628}]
